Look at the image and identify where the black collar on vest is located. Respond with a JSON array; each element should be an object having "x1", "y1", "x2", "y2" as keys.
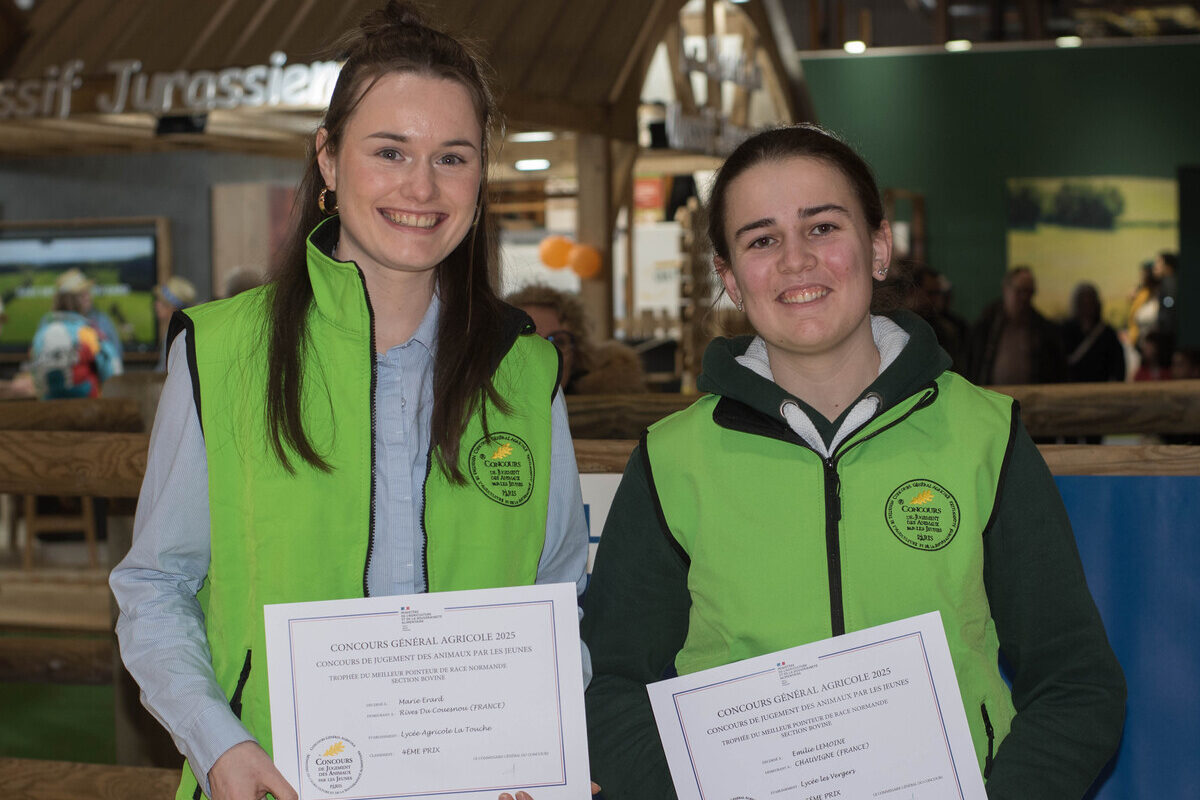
[{"x1": 712, "y1": 396, "x2": 807, "y2": 447}]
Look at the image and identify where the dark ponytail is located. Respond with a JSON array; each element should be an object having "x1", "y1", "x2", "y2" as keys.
[{"x1": 264, "y1": 0, "x2": 507, "y2": 483}]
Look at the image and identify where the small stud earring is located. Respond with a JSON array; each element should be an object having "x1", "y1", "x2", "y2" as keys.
[
  {"x1": 875, "y1": 267, "x2": 889, "y2": 277},
  {"x1": 736, "y1": 298, "x2": 744, "y2": 312}
]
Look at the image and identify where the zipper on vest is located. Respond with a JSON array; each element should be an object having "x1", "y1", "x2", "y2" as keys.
[
  {"x1": 822, "y1": 457, "x2": 845, "y2": 637},
  {"x1": 980, "y1": 702, "x2": 995, "y2": 777},
  {"x1": 821, "y1": 384, "x2": 938, "y2": 638},
  {"x1": 355, "y1": 266, "x2": 379, "y2": 597},
  {"x1": 420, "y1": 448, "x2": 433, "y2": 591},
  {"x1": 229, "y1": 649, "x2": 252, "y2": 719}
]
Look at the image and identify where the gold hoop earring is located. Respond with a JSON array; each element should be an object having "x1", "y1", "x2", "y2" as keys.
[{"x1": 318, "y1": 187, "x2": 337, "y2": 215}]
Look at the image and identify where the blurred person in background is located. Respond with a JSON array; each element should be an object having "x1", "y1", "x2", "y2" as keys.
[
  {"x1": 1172, "y1": 347, "x2": 1200, "y2": 380},
  {"x1": 507, "y1": 284, "x2": 646, "y2": 394},
  {"x1": 968, "y1": 266, "x2": 1065, "y2": 385},
  {"x1": 1133, "y1": 330, "x2": 1175, "y2": 381},
  {"x1": 1151, "y1": 251, "x2": 1179, "y2": 340},
  {"x1": 53, "y1": 267, "x2": 125, "y2": 366},
  {"x1": 1061, "y1": 283, "x2": 1124, "y2": 384},
  {"x1": 1125, "y1": 260, "x2": 1160, "y2": 348},
  {"x1": 29, "y1": 306, "x2": 119, "y2": 399},
  {"x1": 907, "y1": 265, "x2": 968, "y2": 373}
]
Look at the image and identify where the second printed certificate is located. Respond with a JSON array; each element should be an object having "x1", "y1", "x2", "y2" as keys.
[
  {"x1": 648, "y1": 612, "x2": 987, "y2": 800},
  {"x1": 264, "y1": 583, "x2": 590, "y2": 800}
]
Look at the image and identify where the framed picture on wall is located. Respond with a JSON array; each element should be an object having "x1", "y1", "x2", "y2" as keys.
[{"x1": 0, "y1": 217, "x2": 171, "y2": 362}]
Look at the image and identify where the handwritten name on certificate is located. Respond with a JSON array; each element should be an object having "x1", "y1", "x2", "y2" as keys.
[
  {"x1": 264, "y1": 583, "x2": 590, "y2": 800},
  {"x1": 648, "y1": 612, "x2": 987, "y2": 800}
]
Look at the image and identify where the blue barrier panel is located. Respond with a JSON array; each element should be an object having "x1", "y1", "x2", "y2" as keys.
[{"x1": 1056, "y1": 476, "x2": 1200, "y2": 800}]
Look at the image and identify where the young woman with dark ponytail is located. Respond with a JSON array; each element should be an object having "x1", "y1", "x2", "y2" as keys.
[{"x1": 111, "y1": 5, "x2": 586, "y2": 800}]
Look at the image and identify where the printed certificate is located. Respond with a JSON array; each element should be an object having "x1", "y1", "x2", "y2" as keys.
[
  {"x1": 264, "y1": 583, "x2": 590, "y2": 800},
  {"x1": 648, "y1": 612, "x2": 987, "y2": 800}
]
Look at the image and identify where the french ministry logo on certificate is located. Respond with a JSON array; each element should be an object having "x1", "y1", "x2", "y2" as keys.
[
  {"x1": 264, "y1": 583, "x2": 591, "y2": 799},
  {"x1": 648, "y1": 612, "x2": 987, "y2": 800}
]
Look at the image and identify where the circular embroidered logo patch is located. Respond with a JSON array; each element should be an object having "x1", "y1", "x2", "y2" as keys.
[
  {"x1": 305, "y1": 735, "x2": 363, "y2": 795},
  {"x1": 468, "y1": 432, "x2": 535, "y2": 507},
  {"x1": 885, "y1": 479, "x2": 960, "y2": 551}
]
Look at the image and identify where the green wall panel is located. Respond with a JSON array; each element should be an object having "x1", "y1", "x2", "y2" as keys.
[{"x1": 802, "y1": 43, "x2": 1200, "y2": 323}]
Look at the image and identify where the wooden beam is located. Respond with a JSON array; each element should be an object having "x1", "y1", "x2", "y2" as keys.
[
  {"x1": 996, "y1": 380, "x2": 1200, "y2": 437},
  {"x1": 610, "y1": 139, "x2": 639, "y2": 233},
  {"x1": 704, "y1": 0, "x2": 720, "y2": 112},
  {"x1": 752, "y1": 0, "x2": 817, "y2": 122},
  {"x1": 576, "y1": 133, "x2": 614, "y2": 340},
  {"x1": 0, "y1": 636, "x2": 112, "y2": 684},
  {"x1": 0, "y1": 0, "x2": 29, "y2": 74},
  {"x1": 222, "y1": 0, "x2": 281, "y2": 66},
  {"x1": 609, "y1": 0, "x2": 676, "y2": 105},
  {"x1": 567, "y1": 381, "x2": 1200, "y2": 441},
  {"x1": 573, "y1": 439, "x2": 1200, "y2": 477},
  {"x1": 0, "y1": 758, "x2": 179, "y2": 800},
  {"x1": 664, "y1": 22, "x2": 697, "y2": 115},
  {"x1": 502, "y1": 91, "x2": 634, "y2": 142},
  {"x1": 0, "y1": 398, "x2": 143, "y2": 433},
  {"x1": 574, "y1": 439, "x2": 638, "y2": 473},
  {"x1": 1040, "y1": 445, "x2": 1200, "y2": 476},
  {"x1": 178, "y1": 0, "x2": 240, "y2": 69},
  {"x1": 934, "y1": 0, "x2": 951, "y2": 44},
  {"x1": 0, "y1": 567, "x2": 112, "y2": 632}
]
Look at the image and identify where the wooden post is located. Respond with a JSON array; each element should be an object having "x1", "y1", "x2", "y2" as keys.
[
  {"x1": 576, "y1": 133, "x2": 614, "y2": 340},
  {"x1": 704, "y1": 0, "x2": 720, "y2": 112},
  {"x1": 934, "y1": 0, "x2": 950, "y2": 44}
]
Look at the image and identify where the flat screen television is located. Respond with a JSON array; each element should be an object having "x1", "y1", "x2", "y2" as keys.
[{"x1": 0, "y1": 218, "x2": 170, "y2": 361}]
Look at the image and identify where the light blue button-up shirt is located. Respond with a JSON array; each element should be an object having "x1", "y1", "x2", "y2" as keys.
[{"x1": 111, "y1": 296, "x2": 589, "y2": 792}]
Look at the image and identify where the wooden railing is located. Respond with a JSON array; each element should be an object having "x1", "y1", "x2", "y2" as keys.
[
  {"x1": 566, "y1": 380, "x2": 1200, "y2": 440},
  {"x1": 0, "y1": 394, "x2": 1196, "y2": 790},
  {"x1": 575, "y1": 440, "x2": 1200, "y2": 476},
  {"x1": 0, "y1": 397, "x2": 143, "y2": 433}
]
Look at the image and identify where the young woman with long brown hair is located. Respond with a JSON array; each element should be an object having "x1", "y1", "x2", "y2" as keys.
[{"x1": 111, "y1": 5, "x2": 586, "y2": 800}]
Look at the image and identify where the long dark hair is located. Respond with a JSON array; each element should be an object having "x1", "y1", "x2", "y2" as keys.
[{"x1": 265, "y1": 0, "x2": 507, "y2": 483}]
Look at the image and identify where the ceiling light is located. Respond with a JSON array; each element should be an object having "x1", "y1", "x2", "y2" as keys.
[
  {"x1": 1055, "y1": 36, "x2": 1083, "y2": 48},
  {"x1": 509, "y1": 131, "x2": 556, "y2": 143},
  {"x1": 515, "y1": 159, "x2": 551, "y2": 172},
  {"x1": 944, "y1": 39, "x2": 973, "y2": 52},
  {"x1": 843, "y1": 40, "x2": 867, "y2": 54}
]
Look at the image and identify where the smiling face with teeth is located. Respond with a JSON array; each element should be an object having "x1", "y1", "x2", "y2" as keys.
[
  {"x1": 316, "y1": 71, "x2": 483, "y2": 293},
  {"x1": 715, "y1": 155, "x2": 892, "y2": 372}
]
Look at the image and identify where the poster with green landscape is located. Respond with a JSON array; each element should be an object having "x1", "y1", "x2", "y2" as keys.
[{"x1": 1006, "y1": 176, "x2": 1178, "y2": 327}]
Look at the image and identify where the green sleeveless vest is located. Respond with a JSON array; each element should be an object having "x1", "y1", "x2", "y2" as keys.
[
  {"x1": 173, "y1": 225, "x2": 556, "y2": 799},
  {"x1": 645, "y1": 372, "x2": 1018, "y2": 776}
]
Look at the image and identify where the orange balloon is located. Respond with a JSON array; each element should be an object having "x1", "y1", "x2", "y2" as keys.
[
  {"x1": 568, "y1": 244, "x2": 602, "y2": 280},
  {"x1": 539, "y1": 235, "x2": 573, "y2": 269}
]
